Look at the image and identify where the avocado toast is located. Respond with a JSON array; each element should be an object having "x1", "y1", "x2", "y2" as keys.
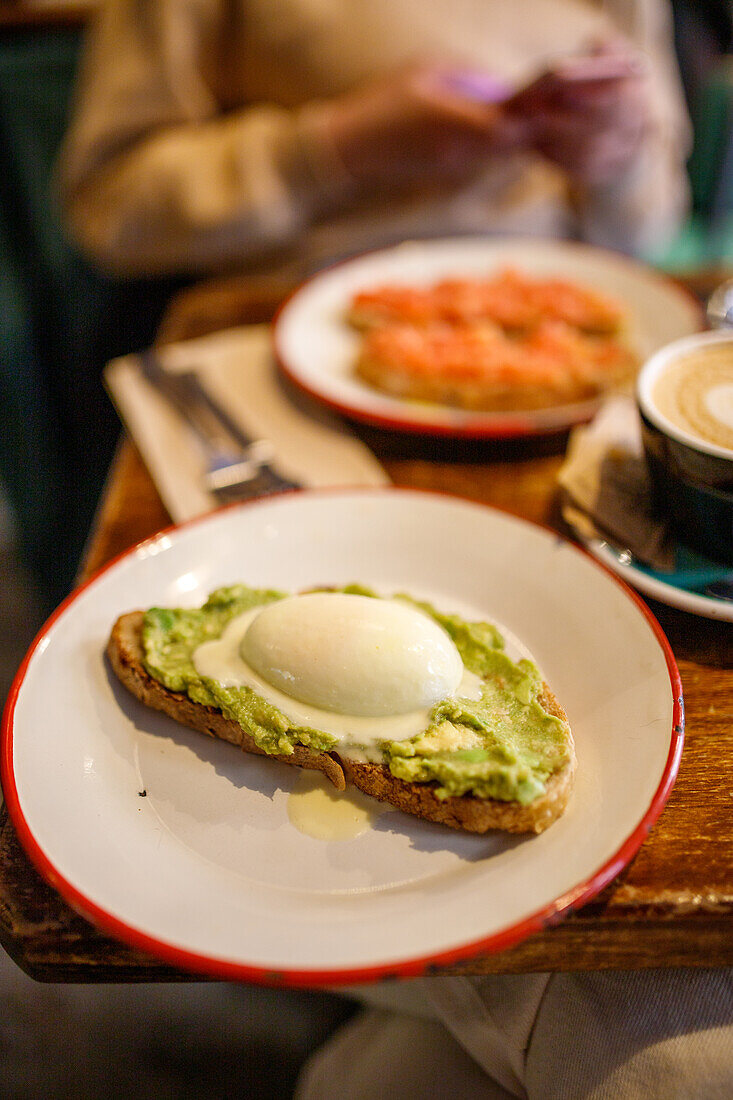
[{"x1": 107, "y1": 586, "x2": 576, "y2": 835}]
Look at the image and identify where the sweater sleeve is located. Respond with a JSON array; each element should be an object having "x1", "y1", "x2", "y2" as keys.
[
  {"x1": 571, "y1": 0, "x2": 693, "y2": 256},
  {"x1": 57, "y1": 0, "x2": 355, "y2": 276}
]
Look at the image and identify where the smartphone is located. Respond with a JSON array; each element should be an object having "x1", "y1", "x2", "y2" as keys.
[{"x1": 549, "y1": 51, "x2": 646, "y2": 85}]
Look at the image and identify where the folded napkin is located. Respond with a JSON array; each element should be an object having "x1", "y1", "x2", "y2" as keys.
[
  {"x1": 105, "y1": 325, "x2": 389, "y2": 523},
  {"x1": 557, "y1": 395, "x2": 674, "y2": 571}
]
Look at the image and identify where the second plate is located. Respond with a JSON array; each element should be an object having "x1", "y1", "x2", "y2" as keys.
[{"x1": 273, "y1": 237, "x2": 703, "y2": 438}]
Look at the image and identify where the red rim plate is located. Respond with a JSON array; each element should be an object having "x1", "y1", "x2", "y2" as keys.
[
  {"x1": 1, "y1": 488, "x2": 684, "y2": 985},
  {"x1": 272, "y1": 238, "x2": 704, "y2": 440}
]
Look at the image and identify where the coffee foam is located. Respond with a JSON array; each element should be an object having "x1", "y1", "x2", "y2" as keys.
[
  {"x1": 650, "y1": 345, "x2": 733, "y2": 454},
  {"x1": 705, "y1": 383, "x2": 733, "y2": 435}
]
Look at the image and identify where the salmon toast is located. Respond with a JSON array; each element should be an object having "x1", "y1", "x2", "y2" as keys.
[
  {"x1": 356, "y1": 319, "x2": 637, "y2": 411},
  {"x1": 348, "y1": 267, "x2": 627, "y2": 335}
]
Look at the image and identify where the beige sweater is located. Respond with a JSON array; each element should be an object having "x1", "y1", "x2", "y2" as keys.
[{"x1": 58, "y1": 0, "x2": 692, "y2": 277}]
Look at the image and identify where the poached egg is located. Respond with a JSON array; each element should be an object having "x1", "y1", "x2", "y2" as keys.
[{"x1": 192, "y1": 592, "x2": 482, "y2": 754}]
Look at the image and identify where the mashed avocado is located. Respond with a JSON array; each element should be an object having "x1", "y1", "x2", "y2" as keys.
[{"x1": 142, "y1": 584, "x2": 571, "y2": 804}]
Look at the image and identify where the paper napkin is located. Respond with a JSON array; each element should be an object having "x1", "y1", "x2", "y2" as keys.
[
  {"x1": 105, "y1": 325, "x2": 389, "y2": 523},
  {"x1": 557, "y1": 396, "x2": 674, "y2": 570}
]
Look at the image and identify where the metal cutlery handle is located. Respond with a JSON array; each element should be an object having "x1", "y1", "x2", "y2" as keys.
[
  {"x1": 138, "y1": 349, "x2": 275, "y2": 465},
  {"x1": 706, "y1": 279, "x2": 733, "y2": 330}
]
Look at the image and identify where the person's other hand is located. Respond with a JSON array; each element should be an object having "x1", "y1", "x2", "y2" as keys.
[
  {"x1": 315, "y1": 61, "x2": 528, "y2": 192},
  {"x1": 505, "y1": 41, "x2": 651, "y2": 186}
]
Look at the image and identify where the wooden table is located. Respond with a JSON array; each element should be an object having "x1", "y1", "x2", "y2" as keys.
[{"x1": 2, "y1": 274, "x2": 732, "y2": 982}]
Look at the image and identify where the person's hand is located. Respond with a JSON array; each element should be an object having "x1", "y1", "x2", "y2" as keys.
[
  {"x1": 314, "y1": 61, "x2": 528, "y2": 192},
  {"x1": 505, "y1": 41, "x2": 651, "y2": 186}
]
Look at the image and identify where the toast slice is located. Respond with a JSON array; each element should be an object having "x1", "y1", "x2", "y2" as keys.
[
  {"x1": 347, "y1": 270, "x2": 627, "y2": 335},
  {"x1": 355, "y1": 321, "x2": 636, "y2": 413},
  {"x1": 107, "y1": 610, "x2": 576, "y2": 835}
]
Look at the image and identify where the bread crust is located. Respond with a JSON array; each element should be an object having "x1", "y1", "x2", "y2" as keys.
[{"x1": 107, "y1": 611, "x2": 576, "y2": 834}]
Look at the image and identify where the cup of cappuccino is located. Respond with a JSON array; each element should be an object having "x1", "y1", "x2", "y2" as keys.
[{"x1": 637, "y1": 330, "x2": 733, "y2": 564}]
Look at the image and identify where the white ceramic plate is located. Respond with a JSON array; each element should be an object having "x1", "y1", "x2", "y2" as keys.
[
  {"x1": 273, "y1": 237, "x2": 703, "y2": 438},
  {"x1": 2, "y1": 490, "x2": 683, "y2": 984}
]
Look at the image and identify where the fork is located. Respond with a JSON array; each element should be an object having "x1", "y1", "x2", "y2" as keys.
[{"x1": 138, "y1": 349, "x2": 300, "y2": 502}]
